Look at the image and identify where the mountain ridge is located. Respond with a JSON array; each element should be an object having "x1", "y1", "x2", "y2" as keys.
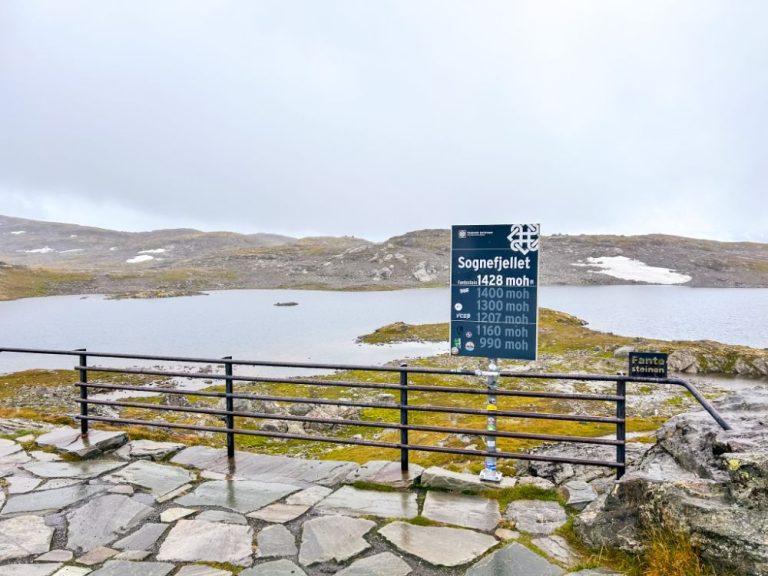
[{"x1": 2, "y1": 214, "x2": 767, "y2": 300}]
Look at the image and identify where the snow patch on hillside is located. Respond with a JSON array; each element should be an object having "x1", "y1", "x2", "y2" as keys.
[
  {"x1": 573, "y1": 256, "x2": 691, "y2": 285},
  {"x1": 24, "y1": 246, "x2": 55, "y2": 254},
  {"x1": 126, "y1": 255, "x2": 154, "y2": 264},
  {"x1": 138, "y1": 248, "x2": 166, "y2": 254}
]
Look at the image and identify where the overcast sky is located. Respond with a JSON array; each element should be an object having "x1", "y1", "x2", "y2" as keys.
[{"x1": 1, "y1": 1, "x2": 766, "y2": 242}]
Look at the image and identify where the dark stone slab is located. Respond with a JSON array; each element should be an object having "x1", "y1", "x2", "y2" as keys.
[
  {"x1": 1, "y1": 484, "x2": 108, "y2": 516},
  {"x1": 465, "y1": 543, "x2": 565, "y2": 576},
  {"x1": 171, "y1": 446, "x2": 357, "y2": 486}
]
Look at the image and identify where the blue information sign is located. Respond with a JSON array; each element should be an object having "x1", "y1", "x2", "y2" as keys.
[{"x1": 450, "y1": 224, "x2": 540, "y2": 360}]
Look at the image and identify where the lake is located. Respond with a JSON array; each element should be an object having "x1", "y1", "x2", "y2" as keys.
[{"x1": 1, "y1": 286, "x2": 767, "y2": 374}]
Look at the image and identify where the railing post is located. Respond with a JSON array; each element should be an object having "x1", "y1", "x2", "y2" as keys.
[
  {"x1": 76, "y1": 348, "x2": 88, "y2": 435},
  {"x1": 479, "y1": 359, "x2": 502, "y2": 482},
  {"x1": 616, "y1": 379, "x2": 626, "y2": 479},
  {"x1": 399, "y1": 363, "x2": 409, "y2": 472},
  {"x1": 223, "y1": 356, "x2": 235, "y2": 459}
]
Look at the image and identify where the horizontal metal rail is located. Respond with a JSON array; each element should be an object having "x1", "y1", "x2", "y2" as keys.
[
  {"x1": 1, "y1": 346, "x2": 732, "y2": 480},
  {"x1": 77, "y1": 365, "x2": 624, "y2": 402},
  {"x1": 78, "y1": 381, "x2": 622, "y2": 424},
  {"x1": 77, "y1": 397, "x2": 622, "y2": 446},
  {"x1": 74, "y1": 414, "x2": 625, "y2": 469}
]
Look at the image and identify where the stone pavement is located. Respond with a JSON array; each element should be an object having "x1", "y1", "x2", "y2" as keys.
[{"x1": 0, "y1": 428, "x2": 624, "y2": 576}]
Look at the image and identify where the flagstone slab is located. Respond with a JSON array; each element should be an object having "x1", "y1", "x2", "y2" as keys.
[
  {"x1": 559, "y1": 480, "x2": 598, "y2": 511},
  {"x1": 88, "y1": 561, "x2": 175, "y2": 576},
  {"x1": 284, "y1": 485, "x2": 332, "y2": 507},
  {"x1": 171, "y1": 446, "x2": 358, "y2": 486},
  {"x1": 421, "y1": 491, "x2": 501, "y2": 531},
  {"x1": 196, "y1": 510, "x2": 247, "y2": 525},
  {"x1": 298, "y1": 515, "x2": 375, "y2": 566},
  {"x1": 175, "y1": 480, "x2": 301, "y2": 514},
  {"x1": 0, "y1": 439, "x2": 23, "y2": 458},
  {"x1": 30, "y1": 451, "x2": 63, "y2": 463},
  {"x1": 175, "y1": 566, "x2": 233, "y2": 576},
  {"x1": 505, "y1": 500, "x2": 568, "y2": 535},
  {"x1": 1, "y1": 484, "x2": 102, "y2": 516},
  {"x1": 420, "y1": 466, "x2": 517, "y2": 493},
  {"x1": 257, "y1": 524, "x2": 297, "y2": 557},
  {"x1": 0, "y1": 515, "x2": 53, "y2": 561},
  {"x1": 156, "y1": 520, "x2": 253, "y2": 566},
  {"x1": 36, "y1": 428, "x2": 127, "y2": 459},
  {"x1": 66, "y1": 495, "x2": 154, "y2": 552},
  {"x1": 533, "y1": 535, "x2": 580, "y2": 566},
  {"x1": 335, "y1": 552, "x2": 412, "y2": 576},
  {"x1": 76, "y1": 547, "x2": 118, "y2": 566},
  {"x1": 113, "y1": 550, "x2": 151, "y2": 561},
  {"x1": 7, "y1": 475, "x2": 42, "y2": 493},
  {"x1": 39, "y1": 479, "x2": 82, "y2": 491},
  {"x1": 155, "y1": 483, "x2": 192, "y2": 503},
  {"x1": 345, "y1": 461, "x2": 424, "y2": 489},
  {"x1": 379, "y1": 522, "x2": 497, "y2": 567},
  {"x1": 37, "y1": 549, "x2": 74, "y2": 562},
  {"x1": 112, "y1": 523, "x2": 169, "y2": 550},
  {"x1": 241, "y1": 560, "x2": 307, "y2": 576},
  {"x1": 313, "y1": 486, "x2": 418, "y2": 519},
  {"x1": 465, "y1": 543, "x2": 565, "y2": 576},
  {"x1": 108, "y1": 460, "x2": 194, "y2": 498},
  {"x1": 0, "y1": 564, "x2": 62, "y2": 576},
  {"x1": 115, "y1": 440, "x2": 185, "y2": 462},
  {"x1": 159, "y1": 507, "x2": 195, "y2": 522},
  {"x1": 51, "y1": 567, "x2": 92, "y2": 576},
  {"x1": 247, "y1": 503, "x2": 309, "y2": 523},
  {"x1": 23, "y1": 460, "x2": 126, "y2": 480}
]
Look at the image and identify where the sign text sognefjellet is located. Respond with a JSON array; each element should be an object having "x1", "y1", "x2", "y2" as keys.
[{"x1": 450, "y1": 224, "x2": 540, "y2": 360}]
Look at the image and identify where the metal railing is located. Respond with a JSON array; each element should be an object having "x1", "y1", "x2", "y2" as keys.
[{"x1": 0, "y1": 347, "x2": 730, "y2": 480}]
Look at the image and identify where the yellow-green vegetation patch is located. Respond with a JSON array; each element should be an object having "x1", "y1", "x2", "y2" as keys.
[
  {"x1": 0, "y1": 265, "x2": 93, "y2": 301},
  {"x1": 481, "y1": 484, "x2": 564, "y2": 509},
  {"x1": 358, "y1": 322, "x2": 448, "y2": 344}
]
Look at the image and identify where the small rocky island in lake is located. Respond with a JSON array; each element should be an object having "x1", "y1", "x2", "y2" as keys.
[{"x1": 274, "y1": 301, "x2": 299, "y2": 306}]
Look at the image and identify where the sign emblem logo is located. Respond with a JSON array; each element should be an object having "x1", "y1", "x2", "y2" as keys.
[{"x1": 507, "y1": 224, "x2": 540, "y2": 255}]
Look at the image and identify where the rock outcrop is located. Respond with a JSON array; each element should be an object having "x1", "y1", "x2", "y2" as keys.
[{"x1": 575, "y1": 389, "x2": 768, "y2": 576}]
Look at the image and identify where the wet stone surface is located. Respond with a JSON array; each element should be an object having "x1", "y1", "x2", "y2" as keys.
[
  {"x1": 175, "y1": 565, "x2": 234, "y2": 576},
  {"x1": 379, "y1": 522, "x2": 497, "y2": 567},
  {"x1": 505, "y1": 500, "x2": 569, "y2": 535},
  {"x1": 421, "y1": 491, "x2": 501, "y2": 531},
  {"x1": 0, "y1": 514, "x2": 53, "y2": 561},
  {"x1": 88, "y1": 560, "x2": 175, "y2": 576},
  {"x1": 344, "y1": 461, "x2": 424, "y2": 489},
  {"x1": 298, "y1": 515, "x2": 376, "y2": 566},
  {"x1": 0, "y1": 429, "x2": 626, "y2": 576},
  {"x1": 335, "y1": 552, "x2": 413, "y2": 576},
  {"x1": 256, "y1": 524, "x2": 298, "y2": 558},
  {"x1": 36, "y1": 428, "x2": 127, "y2": 459},
  {"x1": 175, "y1": 566, "x2": 234, "y2": 576},
  {"x1": 66, "y1": 494, "x2": 154, "y2": 551},
  {"x1": 314, "y1": 486, "x2": 419, "y2": 519},
  {"x1": 0, "y1": 564, "x2": 63, "y2": 576},
  {"x1": 156, "y1": 520, "x2": 254, "y2": 566},
  {"x1": 175, "y1": 480, "x2": 301, "y2": 513},
  {"x1": 112, "y1": 523, "x2": 169, "y2": 550},
  {"x1": 464, "y1": 543, "x2": 565, "y2": 576},
  {"x1": 22, "y1": 460, "x2": 126, "y2": 480},
  {"x1": 108, "y1": 460, "x2": 195, "y2": 498},
  {"x1": 115, "y1": 440, "x2": 185, "y2": 462},
  {"x1": 241, "y1": 559, "x2": 307, "y2": 576}
]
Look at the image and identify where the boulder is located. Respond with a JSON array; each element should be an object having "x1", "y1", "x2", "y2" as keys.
[{"x1": 575, "y1": 390, "x2": 768, "y2": 576}]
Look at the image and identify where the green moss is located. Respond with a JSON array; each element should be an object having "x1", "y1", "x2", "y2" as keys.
[
  {"x1": 358, "y1": 322, "x2": 447, "y2": 344},
  {"x1": 0, "y1": 266, "x2": 93, "y2": 301},
  {"x1": 482, "y1": 485, "x2": 564, "y2": 509}
]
